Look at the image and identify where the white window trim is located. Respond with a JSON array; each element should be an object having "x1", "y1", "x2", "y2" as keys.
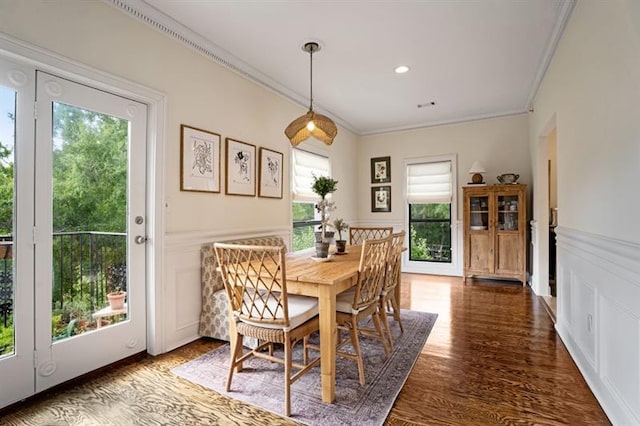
[
  {"x1": 403, "y1": 153, "x2": 462, "y2": 277},
  {"x1": 290, "y1": 145, "x2": 331, "y2": 250}
]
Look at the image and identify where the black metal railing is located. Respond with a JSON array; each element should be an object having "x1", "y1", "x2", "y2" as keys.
[
  {"x1": 0, "y1": 241, "x2": 12, "y2": 328},
  {"x1": 0, "y1": 232, "x2": 127, "y2": 327}
]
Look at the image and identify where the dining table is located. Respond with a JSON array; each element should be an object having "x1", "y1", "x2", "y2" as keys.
[
  {"x1": 228, "y1": 244, "x2": 362, "y2": 404},
  {"x1": 284, "y1": 245, "x2": 362, "y2": 403}
]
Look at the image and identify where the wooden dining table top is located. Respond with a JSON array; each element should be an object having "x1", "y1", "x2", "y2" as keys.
[{"x1": 284, "y1": 246, "x2": 362, "y2": 286}]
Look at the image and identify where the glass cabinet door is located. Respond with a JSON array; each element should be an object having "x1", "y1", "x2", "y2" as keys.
[
  {"x1": 469, "y1": 195, "x2": 489, "y2": 230},
  {"x1": 497, "y1": 194, "x2": 519, "y2": 231}
]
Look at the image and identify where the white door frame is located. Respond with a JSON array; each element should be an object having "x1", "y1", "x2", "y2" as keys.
[
  {"x1": 34, "y1": 71, "x2": 149, "y2": 391},
  {"x1": 0, "y1": 35, "x2": 167, "y2": 357},
  {"x1": 531, "y1": 114, "x2": 556, "y2": 296},
  {"x1": 403, "y1": 153, "x2": 461, "y2": 276}
]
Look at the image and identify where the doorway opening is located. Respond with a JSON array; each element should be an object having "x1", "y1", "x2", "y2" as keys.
[{"x1": 542, "y1": 128, "x2": 558, "y2": 320}]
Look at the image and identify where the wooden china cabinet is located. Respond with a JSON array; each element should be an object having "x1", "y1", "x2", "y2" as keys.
[{"x1": 463, "y1": 184, "x2": 527, "y2": 284}]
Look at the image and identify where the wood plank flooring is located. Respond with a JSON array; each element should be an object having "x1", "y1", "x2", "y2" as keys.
[{"x1": 1, "y1": 274, "x2": 610, "y2": 425}]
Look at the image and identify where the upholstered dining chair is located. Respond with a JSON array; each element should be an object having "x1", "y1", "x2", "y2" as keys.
[
  {"x1": 349, "y1": 226, "x2": 393, "y2": 246},
  {"x1": 333, "y1": 236, "x2": 391, "y2": 385},
  {"x1": 214, "y1": 243, "x2": 321, "y2": 417},
  {"x1": 379, "y1": 230, "x2": 406, "y2": 349}
]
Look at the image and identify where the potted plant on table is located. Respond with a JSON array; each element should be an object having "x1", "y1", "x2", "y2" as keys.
[
  {"x1": 311, "y1": 174, "x2": 338, "y2": 258},
  {"x1": 332, "y1": 218, "x2": 348, "y2": 254}
]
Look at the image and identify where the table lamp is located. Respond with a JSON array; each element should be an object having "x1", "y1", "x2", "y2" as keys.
[{"x1": 468, "y1": 161, "x2": 486, "y2": 184}]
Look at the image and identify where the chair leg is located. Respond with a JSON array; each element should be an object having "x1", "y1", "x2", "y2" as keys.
[
  {"x1": 303, "y1": 335, "x2": 309, "y2": 365},
  {"x1": 349, "y1": 317, "x2": 366, "y2": 385},
  {"x1": 378, "y1": 297, "x2": 394, "y2": 352},
  {"x1": 390, "y1": 293, "x2": 404, "y2": 333},
  {"x1": 227, "y1": 333, "x2": 244, "y2": 392},
  {"x1": 372, "y1": 311, "x2": 391, "y2": 358},
  {"x1": 284, "y1": 339, "x2": 292, "y2": 416}
]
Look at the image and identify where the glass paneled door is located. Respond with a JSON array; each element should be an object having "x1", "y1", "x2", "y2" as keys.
[
  {"x1": 34, "y1": 72, "x2": 147, "y2": 392},
  {"x1": 0, "y1": 57, "x2": 36, "y2": 408}
]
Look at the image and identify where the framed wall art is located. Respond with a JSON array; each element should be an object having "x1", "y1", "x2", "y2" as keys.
[
  {"x1": 225, "y1": 137, "x2": 256, "y2": 196},
  {"x1": 371, "y1": 185, "x2": 391, "y2": 212},
  {"x1": 180, "y1": 124, "x2": 221, "y2": 193},
  {"x1": 370, "y1": 156, "x2": 391, "y2": 184},
  {"x1": 258, "y1": 147, "x2": 283, "y2": 199}
]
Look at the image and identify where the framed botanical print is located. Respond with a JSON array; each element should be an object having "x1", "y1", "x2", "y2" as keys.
[
  {"x1": 180, "y1": 124, "x2": 221, "y2": 193},
  {"x1": 258, "y1": 147, "x2": 283, "y2": 199},
  {"x1": 225, "y1": 137, "x2": 256, "y2": 196},
  {"x1": 370, "y1": 156, "x2": 391, "y2": 184},
  {"x1": 371, "y1": 185, "x2": 391, "y2": 212}
]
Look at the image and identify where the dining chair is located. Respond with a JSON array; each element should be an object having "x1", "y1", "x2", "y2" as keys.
[
  {"x1": 333, "y1": 236, "x2": 391, "y2": 385},
  {"x1": 349, "y1": 226, "x2": 393, "y2": 246},
  {"x1": 214, "y1": 243, "x2": 321, "y2": 417},
  {"x1": 379, "y1": 230, "x2": 406, "y2": 349}
]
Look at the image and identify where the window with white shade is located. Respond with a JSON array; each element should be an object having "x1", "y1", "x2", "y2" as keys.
[
  {"x1": 406, "y1": 159, "x2": 453, "y2": 263},
  {"x1": 291, "y1": 149, "x2": 331, "y2": 251}
]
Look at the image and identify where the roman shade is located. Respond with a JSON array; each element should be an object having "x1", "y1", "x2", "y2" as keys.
[
  {"x1": 406, "y1": 161, "x2": 452, "y2": 203},
  {"x1": 292, "y1": 149, "x2": 330, "y2": 202}
]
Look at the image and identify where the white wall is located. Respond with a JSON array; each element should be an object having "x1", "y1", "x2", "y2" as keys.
[
  {"x1": 531, "y1": 1, "x2": 640, "y2": 243},
  {"x1": 0, "y1": 0, "x2": 359, "y2": 352},
  {"x1": 0, "y1": 0, "x2": 359, "y2": 235},
  {"x1": 359, "y1": 114, "x2": 531, "y2": 222},
  {"x1": 359, "y1": 114, "x2": 531, "y2": 275},
  {"x1": 530, "y1": 1, "x2": 640, "y2": 424}
]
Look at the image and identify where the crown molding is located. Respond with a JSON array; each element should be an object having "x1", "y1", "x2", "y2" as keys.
[
  {"x1": 105, "y1": 0, "x2": 573, "y2": 138},
  {"x1": 360, "y1": 110, "x2": 529, "y2": 137},
  {"x1": 525, "y1": 0, "x2": 576, "y2": 110},
  {"x1": 104, "y1": 0, "x2": 358, "y2": 134}
]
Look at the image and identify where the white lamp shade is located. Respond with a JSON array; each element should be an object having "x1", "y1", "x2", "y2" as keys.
[{"x1": 468, "y1": 161, "x2": 486, "y2": 174}]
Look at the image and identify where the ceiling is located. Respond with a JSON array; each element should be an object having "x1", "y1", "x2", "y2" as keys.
[{"x1": 118, "y1": 0, "x2": 574, "y2": 136}]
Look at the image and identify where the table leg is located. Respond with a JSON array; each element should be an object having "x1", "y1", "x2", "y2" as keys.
[{"x1": 318, "y1": 285, "x2": 337, "y2": 403}]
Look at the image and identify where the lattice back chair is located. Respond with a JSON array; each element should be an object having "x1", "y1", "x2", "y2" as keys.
[
  {"x1": 379, "y1": 230, "x2": 406, "y2": 350},
  {"x1": 334, "y1": 236, "x2": 391, "y2": 385},
  {"x1": 349, "y1": 226, "x2": 393, "y2": 246},
  {"x1": 214, "y1": 243, "x2": 321, "y2": 417}
]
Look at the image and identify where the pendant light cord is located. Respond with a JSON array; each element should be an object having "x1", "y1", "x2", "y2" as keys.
[{"x1": 309, "y1": 45, "x2": 314, "y2": 112}]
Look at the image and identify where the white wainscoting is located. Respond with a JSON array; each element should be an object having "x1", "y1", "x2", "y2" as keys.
[
  {"x1": 555, "y1": 226, "x2": 640, "y2": 426},
  {"x1": 161, "y1": 226, "x2": 291, "y2": 353}
]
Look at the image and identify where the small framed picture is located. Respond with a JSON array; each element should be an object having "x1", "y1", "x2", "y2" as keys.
[
  {"x1": 225, "y1": 137, "x2": 256, "y2": 196},
  {"x1": 370, "y1": 156, "x2": 391, "y2": 183},
  {"x1": 258, "y1": 147, "x2": 283, "y2": 199},
  {"x1": 371, "y1": 186, "x2": 391, "y2": 212},
  {"x1": 180, "y1": 124, "x2": 221, "y2": 193}
]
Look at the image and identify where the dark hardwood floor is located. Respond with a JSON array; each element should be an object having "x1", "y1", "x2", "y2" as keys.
[{"x1": 1, "y1": 274, "x2": 610, "y2": 425}]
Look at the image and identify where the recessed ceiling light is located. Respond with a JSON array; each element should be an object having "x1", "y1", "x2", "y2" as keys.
[{"x1": 395, "y1": 65, "x2": 410, "y2": 74}]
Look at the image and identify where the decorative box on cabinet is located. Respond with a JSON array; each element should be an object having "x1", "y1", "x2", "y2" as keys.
[{"x1": 463, "y1": 184, "x2": 527, "y2": 284}]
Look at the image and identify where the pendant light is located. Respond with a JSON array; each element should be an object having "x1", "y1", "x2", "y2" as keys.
[{"x1": 285, "y1": 42, "x2": 337, "y2": 146}]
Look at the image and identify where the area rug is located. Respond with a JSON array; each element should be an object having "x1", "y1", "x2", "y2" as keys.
[{"x1": 172, "y1": 310, "x2": 437, "y2": 425}]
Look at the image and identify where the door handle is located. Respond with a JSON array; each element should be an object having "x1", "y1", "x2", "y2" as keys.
[{"x1": 135, "y1": 235, "x2": 147, "y2": 244}]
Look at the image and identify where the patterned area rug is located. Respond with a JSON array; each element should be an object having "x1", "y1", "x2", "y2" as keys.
[{"x1": 172, "y1": 310, "x2": 437, "y2": 425}]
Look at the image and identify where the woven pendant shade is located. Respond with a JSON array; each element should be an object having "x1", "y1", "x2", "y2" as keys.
[
  {"x1": 285, "y1": 110, "x2": 337, "y2": 146},
  {"x1": 285, "y1": 41, "x2": 338, "y2": 146}
]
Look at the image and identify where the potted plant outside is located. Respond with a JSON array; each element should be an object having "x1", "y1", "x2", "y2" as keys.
[
  {"x1": 107, "y1": 286, "x2": 126, "y2": 310},
  {"x1": 333, "y1": 218, "x2": 348, "y2": 254},
  {"x1": 106, "y1": 264, "x2": 127, "y2": 310},
  {"x1": 311, "y1": 175, "x2": 338, "y2": 258}
]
